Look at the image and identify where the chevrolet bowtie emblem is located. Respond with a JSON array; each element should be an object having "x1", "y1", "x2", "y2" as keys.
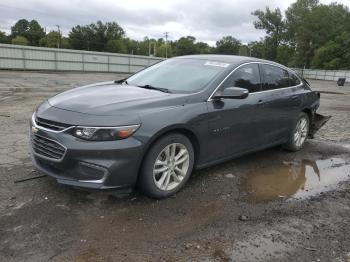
[{"x1": 32, "y1": 126, "x2": 38, "y2": 134}]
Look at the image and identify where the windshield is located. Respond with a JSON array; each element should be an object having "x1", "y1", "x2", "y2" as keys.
[{"x1": 126, "y1": 58, "x2": 230, "y2": 94}]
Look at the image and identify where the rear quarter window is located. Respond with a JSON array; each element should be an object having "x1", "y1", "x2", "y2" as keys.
[{"x1": 289, "y1": 72, "x2": 301, "y2": 86}]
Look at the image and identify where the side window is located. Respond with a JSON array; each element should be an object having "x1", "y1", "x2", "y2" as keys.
[
  {"x1": 220, "y1": 64, "x2": 261, "y2": 93},
  {"x1": 261, "y1": 64, "x2": 289, "y2": 91},
  {"x1": 289, "y1": 72, "x2": 301, "y2": 86}
]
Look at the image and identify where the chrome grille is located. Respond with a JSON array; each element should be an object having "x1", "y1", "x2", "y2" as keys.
[
  {"x1": 32, "y1": 134, "x2": 66, "y2": 161},
  {"x1": 35, "y1": 117, "x2": 71, "y2": 131}
]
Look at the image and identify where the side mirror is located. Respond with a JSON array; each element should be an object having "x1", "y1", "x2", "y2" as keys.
[{"x1": 213, "y1": 87, "x2": 249, "y2": 99}]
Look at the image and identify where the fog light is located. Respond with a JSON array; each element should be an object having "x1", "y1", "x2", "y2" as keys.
[{"x1": 78, "y1": 162, "x2": 107, "y2": 182}]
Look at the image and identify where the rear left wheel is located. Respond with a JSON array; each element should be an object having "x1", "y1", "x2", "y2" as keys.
[
  {"x1": 283, "y1": 112, "x2": 310, "y2": 151},
  {"x1": 138, "y1": 133, "x2": 194, "y2": 199}
]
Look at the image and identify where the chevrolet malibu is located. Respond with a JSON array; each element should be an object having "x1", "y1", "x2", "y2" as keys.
[{"x1": 30, "y1": 55, "x2": 327, "y2": 199}]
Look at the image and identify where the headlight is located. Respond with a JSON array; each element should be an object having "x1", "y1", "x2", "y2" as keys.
[{"x1": 73, "y1": 124, "x2": 140, "y2": 141}]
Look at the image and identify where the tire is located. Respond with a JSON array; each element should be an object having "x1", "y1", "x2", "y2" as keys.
[
  {"x1": 138, "y1": 133, "x2": 195, "y2": 199},
  {"x1": 283, "y1": 112, "x2": 310, "y2": 152}
]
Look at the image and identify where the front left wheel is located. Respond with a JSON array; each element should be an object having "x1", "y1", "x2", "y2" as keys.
[{"x1": 138, "y1": 133, "x2": 195, "y2": 199}]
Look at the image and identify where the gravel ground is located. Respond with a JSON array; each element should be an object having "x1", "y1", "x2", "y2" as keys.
[{"x1": 0, "y1": 71, "x2": 350, "y2": 262}]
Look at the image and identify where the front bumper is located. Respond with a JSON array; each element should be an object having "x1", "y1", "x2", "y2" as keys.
[{"x1": 30, "y1": 121, "x2": 144, "y2": 190}]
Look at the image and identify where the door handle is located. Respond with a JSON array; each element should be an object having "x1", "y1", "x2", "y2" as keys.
[
  {"x1": 257, "y1": 99, "x2": 264, "y2": 105},
  {"x1": 291, "y1": 95, "x2": 298, "y2": 100}
]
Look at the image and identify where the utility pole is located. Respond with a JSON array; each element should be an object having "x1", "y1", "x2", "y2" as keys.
[
  {"x1": 148, "y1": 38, "x2": 152, "y2": 56},
  {"x1": 164, "y1": 32, "x2": 169, "y2": 58},
  {"x1": 148, "y1": 39, "x2": 151, "y2": 56},
  {"x1": 56, "y1": 25, "x2": 61, "y2": 48},
  {"x1": 148, "y1": 39, "x2": 156, "y2": 56}
]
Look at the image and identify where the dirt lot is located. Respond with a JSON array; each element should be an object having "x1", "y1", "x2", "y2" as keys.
[{"x1": 0, "y1": 71, "x2": 350, "y2": 262}]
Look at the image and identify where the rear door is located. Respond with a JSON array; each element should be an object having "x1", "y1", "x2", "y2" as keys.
[{"x1": 256, "y1": 64, "x2": 302, "y2": 145}]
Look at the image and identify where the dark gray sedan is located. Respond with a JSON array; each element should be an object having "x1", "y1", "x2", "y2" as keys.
[{"x1": 30, "y1": 55, "x2": 328, "y2": 198}]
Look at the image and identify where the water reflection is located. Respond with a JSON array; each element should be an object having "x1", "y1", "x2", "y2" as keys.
[{"x1": 244, "y1": 158, "x2": 350, "y2": 202}]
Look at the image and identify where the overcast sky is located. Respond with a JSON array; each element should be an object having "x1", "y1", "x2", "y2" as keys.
[{"x1": 0, "y1": 0, "x2": 349, "y2": 45}]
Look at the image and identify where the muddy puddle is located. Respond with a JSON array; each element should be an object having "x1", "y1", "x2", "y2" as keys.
[{"x1": 243, "y1": 157, "x2": 350, "y2": 202}]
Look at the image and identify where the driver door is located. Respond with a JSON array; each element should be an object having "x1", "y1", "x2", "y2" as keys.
[{"x1": 206, "y1": 63, "x2": 263, "y2": 161}]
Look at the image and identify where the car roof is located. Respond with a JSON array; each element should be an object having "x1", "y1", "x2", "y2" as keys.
[{"x1": 175, "y1": 54, "x2": 286, "y2": 69}]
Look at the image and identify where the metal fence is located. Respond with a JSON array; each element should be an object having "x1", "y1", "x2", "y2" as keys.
[
  {"x1": 1, "y1": 44, "x2": 349, "y2": 80},
  {"x1": 0, "y1": 44, "x2": 163, "y2": 73},
  {"x1": 293, "y1": 68, "x2": 350, "y2": 81}
]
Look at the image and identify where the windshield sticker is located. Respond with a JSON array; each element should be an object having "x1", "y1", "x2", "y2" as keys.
[{"x1": 204, "y1": 61, "x2": 230, "y2": 68}]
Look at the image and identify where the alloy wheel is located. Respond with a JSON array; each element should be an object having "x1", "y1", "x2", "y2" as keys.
[
  {"x1": 294, "y1": 117, "x2": 308, "y2": 147},
  {"x1": 153, "y1": 143, "x2": 190, "y2": 191}
]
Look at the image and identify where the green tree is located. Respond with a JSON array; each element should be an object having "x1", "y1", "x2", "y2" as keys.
[
  {"x1": 39, "y1": 31, "x2": 61, "y2": 48},
  {"x1": 248, "y1": 41, "x2": 266, "y2": 58},
  {"x1": 106, "y1": 39, "x2": 127, "y2": 53},
  {"x1": 175, "y1": 36, "x2": 197, "y2": 55},
  {"x1": 140, "y1": 37, "x2": 154, "y2": 56},
  {"x1": 11, "y1": 19, "x2": 44, "y2": 46},
  {"x1": 39, "y1": 32, "x2": 69, "y2": 49},
  {"x1": 27, "y1": 20, "x2": 45, "y2": 45},
  {"x1": 285, "y1": 0, "x2": 350, "y2": 67},
  {"x1": 196, "y1": 42, "x2": 213, "y2": 54},
  {"x1": 124, "y1": 38, "x2": 141, "y2": 55},
  {"x1": 239, "y1": 45, "x2": 249, "y2": 56},
  {"x1": 157, "y1": 43, "x2": 173, "y2": 57},
  {"x1": 276, "y1": 44, "x2": 294, "y2": 66},
  {"x1": 252, "y1": 8, "x2": 285, "y2": 60},
  {"x1": 312, "y1": 32, "x2": 350, "y2": 69},
  {"x1": 215, "y1": 36, "x2": 241, "y2": 55},
  {"x1": 60, "y1": 37, "x2": 70, "y2": 49},
  {"x1": 68, "y1": 25, "x2": 92, "y2": 50},
  {"x1": 91, "y1": 21, "x2": 125, "y2": 51},
  {"x1": 0, "y1": 31, "x2": 10, "y2": 43},
  {"x1": 124, "y1": 37, "x2": 154, "y2": 56},
  {"x1": 11, "y1": 19, "x2": 30, "y2": 38},
  {"x1": 11, "y1": 36, "x2": 29, "y2": 45},
  {"x1": 285, "y1": 0, "x2": 319, "y2": 48},
  {"x1": 69, "y1": 21, "x2": 125, "y2": 51}
]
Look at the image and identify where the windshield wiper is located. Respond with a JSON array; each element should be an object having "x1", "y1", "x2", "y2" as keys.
[
  {"x1": 114, "y1": 78, "x2": 128, "y2": 84},
  {"x1": 137, "y1": 84, "x2": 171, "y2": 93}
]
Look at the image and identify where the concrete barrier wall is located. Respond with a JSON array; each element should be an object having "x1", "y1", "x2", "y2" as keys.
[
  {"x1": 293, "y1": 68, "x2": 350, "y2": 81},
  {"x1": 0, "y1": 44, "x2": 163, "y2": 73},
  {"x1": 1, "y1": 45, "x2": 348, "y2": 80}
]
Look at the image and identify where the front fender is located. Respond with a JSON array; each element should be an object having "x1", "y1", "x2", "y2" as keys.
[{"x1": 134, "y1": 102, "x2": 209, "y2": 166}]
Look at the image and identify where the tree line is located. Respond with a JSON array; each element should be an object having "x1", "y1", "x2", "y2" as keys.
[{"x1": 0, "y1": 0, "x2": 349, "y2": 69}]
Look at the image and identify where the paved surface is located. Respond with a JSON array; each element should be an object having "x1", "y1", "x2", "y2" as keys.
[{"x1": 0, "y1": 71, "x2": 350, "y2": 262}]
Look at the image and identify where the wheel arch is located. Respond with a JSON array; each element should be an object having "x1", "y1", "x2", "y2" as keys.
[
  {"x1": 302, "y1": 108, "x2": 313, "y2": 123},
  {"x1": 137, "y1": 125, "x2": 200, "y2": 179}
]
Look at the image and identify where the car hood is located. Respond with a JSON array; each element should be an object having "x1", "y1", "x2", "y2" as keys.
[{"x1": 48, "y1": 81, "x2": 187, "y2": 116}]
